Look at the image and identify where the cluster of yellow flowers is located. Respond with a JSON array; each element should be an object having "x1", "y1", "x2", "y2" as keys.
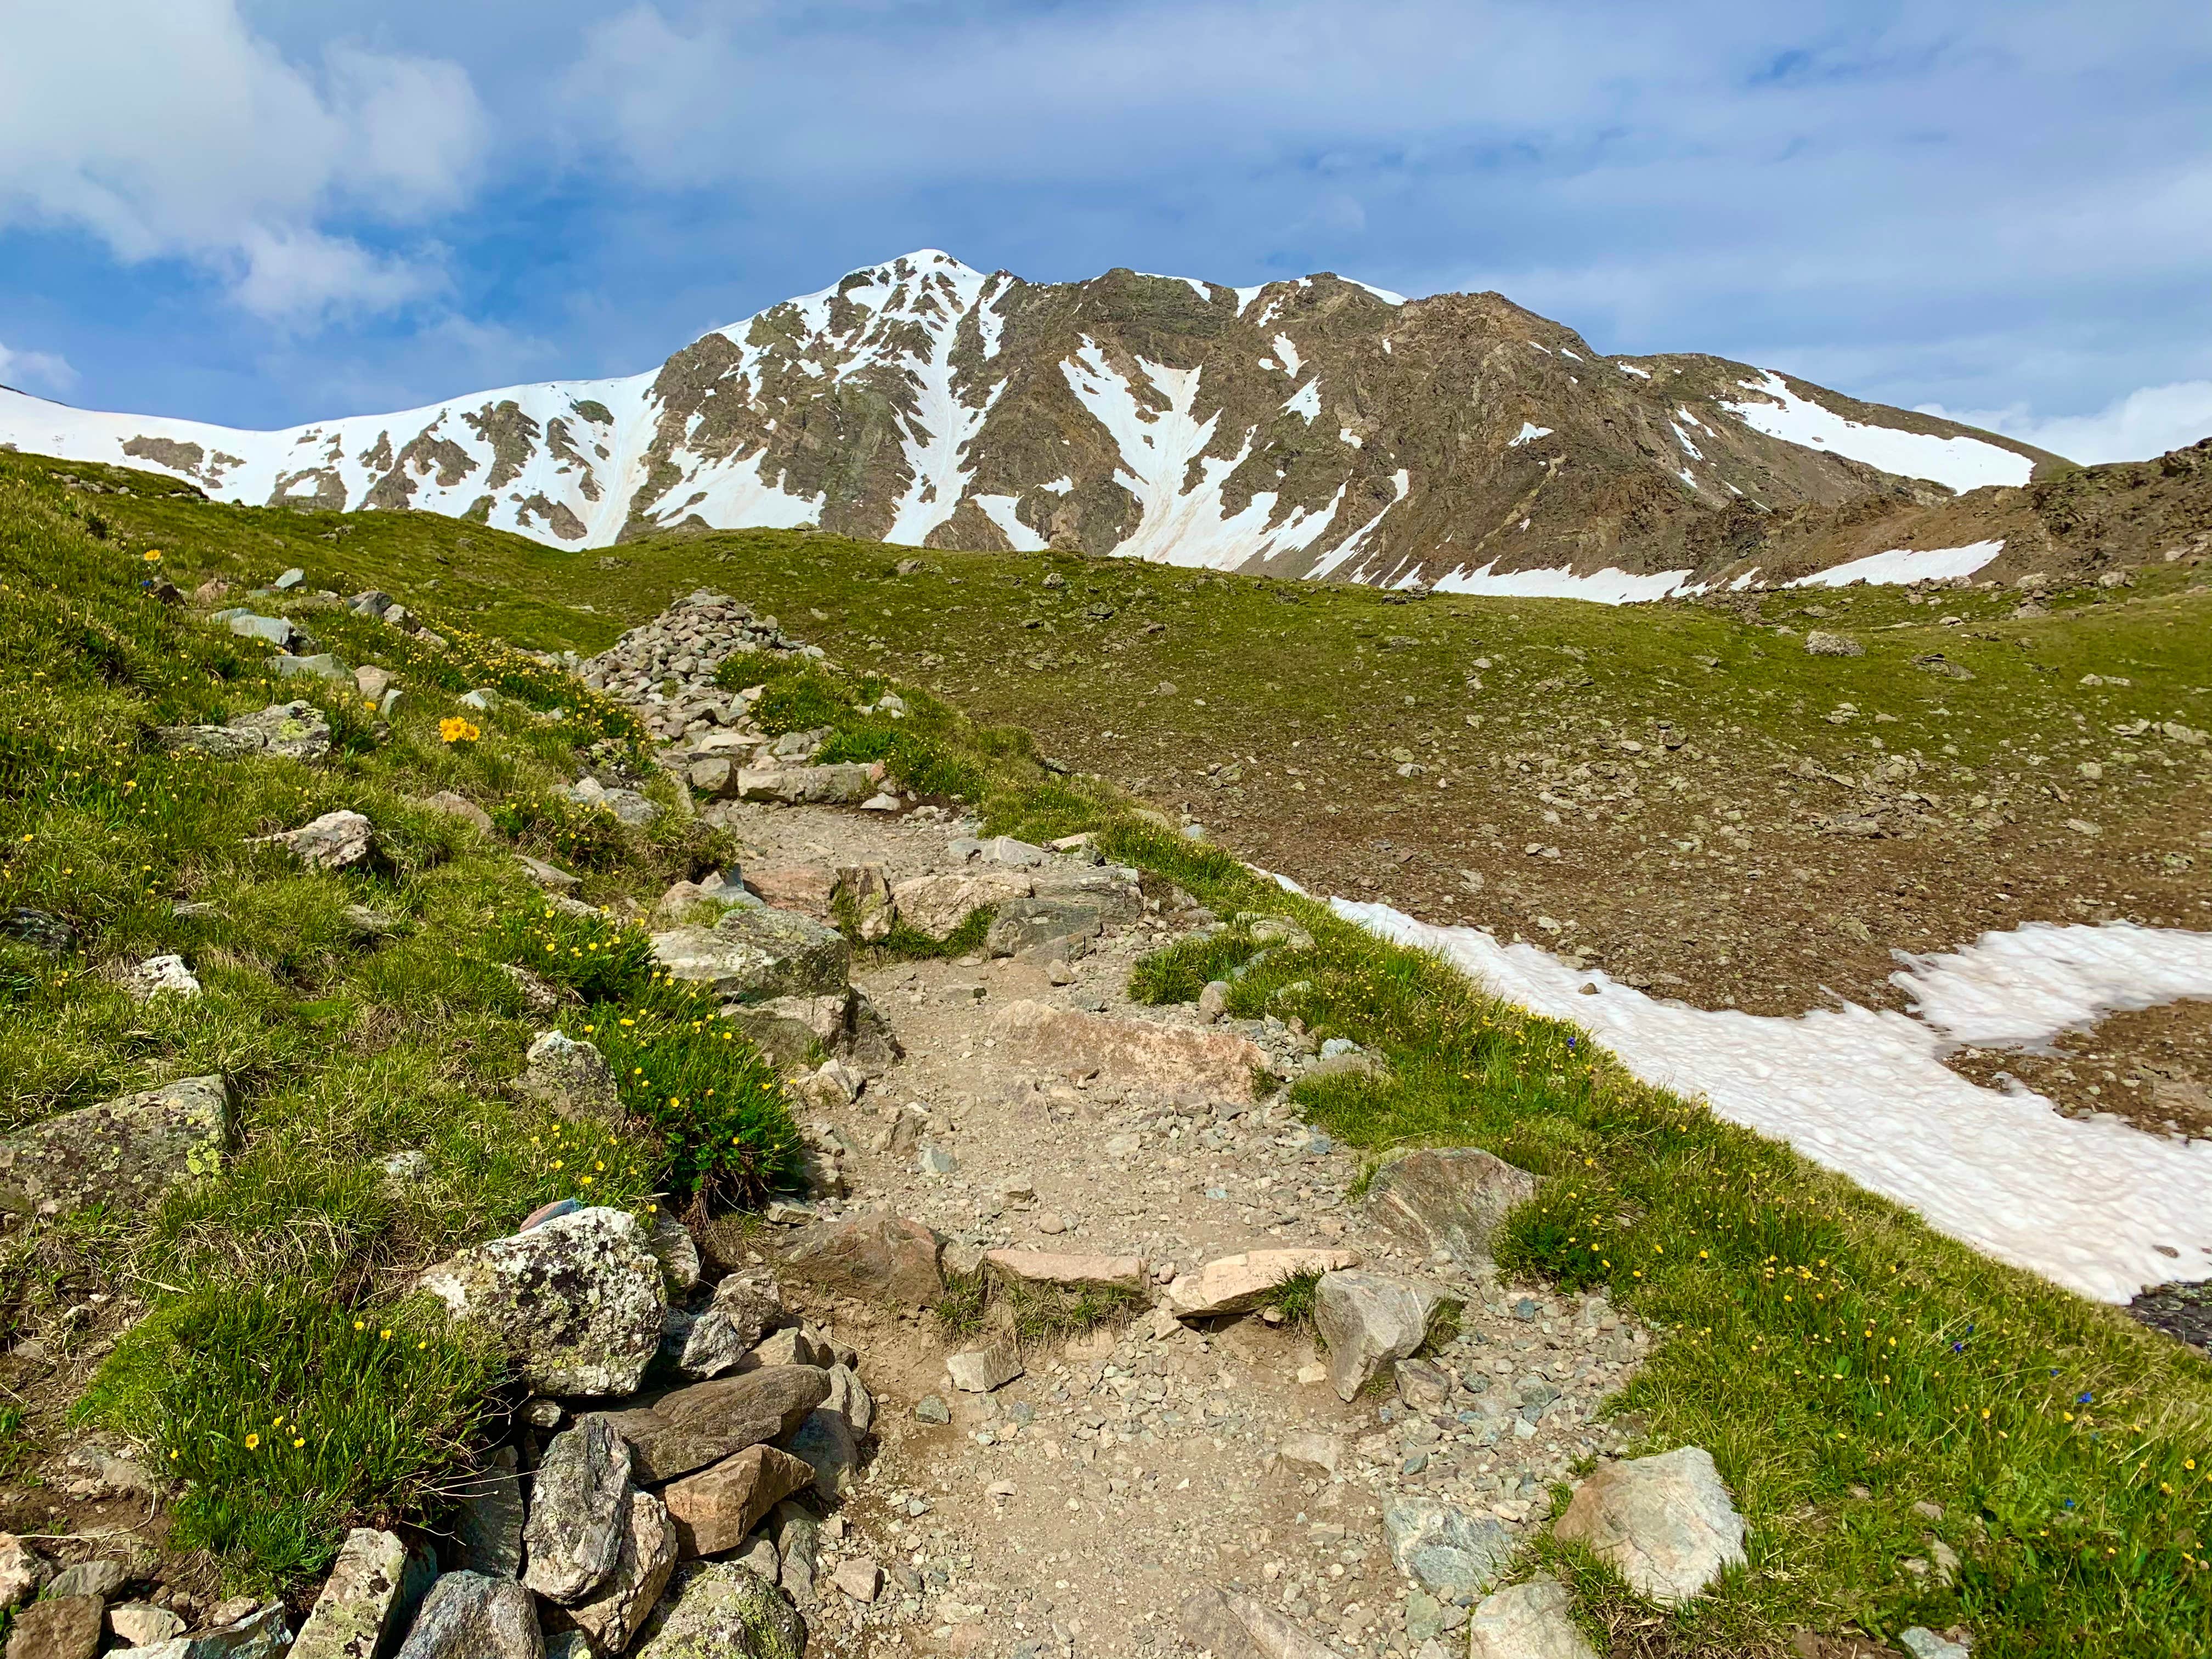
[{"x1": 438, "y1": 716, "x2": 482, "y2": 744}]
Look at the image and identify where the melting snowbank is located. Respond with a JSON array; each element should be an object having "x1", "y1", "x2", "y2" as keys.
[{"x1": 1330, "y1": 902, "x2": 2212, "y2": 1304}]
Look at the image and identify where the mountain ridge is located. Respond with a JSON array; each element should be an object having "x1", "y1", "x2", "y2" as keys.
[{"x1": 0, "y1": 249, "x2": 2070, "y2": 590}]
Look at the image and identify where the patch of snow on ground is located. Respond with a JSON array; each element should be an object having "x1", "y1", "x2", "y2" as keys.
[
  {"x1": 1430, "y1": 562, "x2": 1694, "y2": 604},
  {"x1": 1724, "y1": 372, "x2": 2034, "y2": 493},
  {"x1": 1307, "y1": 469, "x2": 1411, "y2": 579},
  {"x1": 1272, "y1": 335, "x2": 1304, "y2": 377},
  {"x1": 1232, "y1": 285, "x2": 1268, "y2": 315},
  {"x1": 1616, "y1": 362, "x2": 1651, "y2": 378},
  {"x1": 1729, "y1": 567, "x2": 1763, "y2": 590},
  {"x1": 1333, "y1": 903, "x2": 2212, "y2": 1302},
  {"x1": 1039, "y1": 475, "x2": 1074, "y2": 494},
  {"x1": 1339, "y1": 428, "x2": 1363, "y2": 449},
  {"x1": 1789, "y1": 540, "x2": 2007, "y2": 589},
  {"x1": 1283, "y1": 380, "x2": 1321, "y2": 422},
  {"x1": 1508, "y1": 422, "x2": 1553, "y2": 447},
  {"x1": 1672, "y1": 421, "x2": 1705, "y2": 461},
  {"x1": 973, "y1": 494, "x2": 1046, "y2": 552}
]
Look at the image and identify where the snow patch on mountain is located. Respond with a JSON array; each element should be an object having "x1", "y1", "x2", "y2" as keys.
[
  {"x1": 1431, "y1": 562, "x2": 1696, "y2": 604},
  {"x1": 1788, "y1": 539, "x2": 2007, "y2": 588},
  {"x1": 1724, "y1": 372, "x2": 2034, "y2": 494}
]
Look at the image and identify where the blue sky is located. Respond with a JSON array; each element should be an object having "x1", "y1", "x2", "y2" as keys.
[{"x1": 2, "y1": 0, "x2": 2208, "y2": 461}]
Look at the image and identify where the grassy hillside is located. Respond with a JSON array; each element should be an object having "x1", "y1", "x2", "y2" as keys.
[{"x1": 2, "y1": 452, "x2": 2209, "y2": 1656}]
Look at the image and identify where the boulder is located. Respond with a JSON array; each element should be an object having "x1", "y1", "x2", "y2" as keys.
[
  {"x1": 1163, "y1": 1249, "x2": 1358, "y2": 1319},
  {"x1": 983, "y1": 1250, "x2": 1147, "y2": 1294},
  {"x1": 291, "y1": 1528, "x2": 422, "y2": 1659},
  {"x1": 785, "y1": 1406, "x2": 859, "y2": 1498},
  {"x1": 665, "y1": 1273, "x2": 785, "y2": 1381},
  {"x1": 986, "y1": 1001, "x2": 1269, "y2": 1102},
  {"x1": 783, "y1": 1212, "x2": 942, "y2": 1307},
  {"x1": 946, "y1": 1339, "x2": 1023, "y2": 1393},
  {"x1": 41, "y1": 1561, "x2": 125, "y2": 1602},
  {"x1": 1551, "y1": 1447, "x2": 1746, "y2": 1606},
  {"x1": 1314, "y1": 1270, "x2": 1446, "y2": 1400},
  {"x1": 723, "y1": 987, "x2": 899, "y2": 1075},
  {"x1": 0, "y1": 1075, "x2": 234, "y2": 1220},
  {"x1": 273, "y1": 653, "x2": 349, "y2": 683},
  {"x1": 456, "y1": 1447, "x2": 526, "y2": 1578},
  {"x1": 558, "y1": 1491, "x2": 678, "y2": 1659},
  {"x1": 253, "y1": 810, "x2": 374, "y2": 871},
  {"x1": 1363, "y1": 1148, "x2": 1537, "y2": 1266},
  {"x1": 1382, "y1": 1502, "x2": 1516, "y2": 1599},
  {"x1": 741, "y1": 865, "x2": 836, "y2": 919},
  {"x1": 1465, "y1": 1578, "x2": 1599, "y2": 1659},
  {"x1": 735, "y1": 763, "x2": 878, "y2": 806},
  {"x1": 822, "y1": 1363, "x2": 874, "y2": 1437},
  {"x1": 159, "y1": 1604, "x2": 293, "y2": 1659},
  {"x1": 418, "y1": 1207, "x2": 664, "y2": 1397},
  {"x1": 1804, "y1": 630, "x2": 1864, "y2": 657},
  {"x1": 353, "y1": 665, "x2": 394, "y2": 702},
  {"x1": 832, "y1": 865, "x2": 895, "y2": 943},
  {"x1": 153, "y1": 701, "x2": 330, "y2": 761},
  {"x1": 515, "y1": 855, "x2": 581, "y2": 891},
  {"x1": 661, "y1": 1447, "x2": 817, "y2": 1558},
  {"x1": 392, "y1": 1573, "x2": 541, "y2": 1659},
  {"x1": 0, "y1": 1534, "x2": 49, "y2": 1609},
  {"x1": 983, "y1": 898, "x2": 1102, "y2": 962},
  {"x1": 632, "y1": 1562, "x2": 804, "y2": 1659},
  {"x1": 1175, "y1": 1587, "x2": 1339, "y2": 1659},
  {"x1": 120, "y1": 953, "x2": 201, "y2": 1001},
  {"x1": 109, "y1": 1605, "x2": 187, "y2": 1647},
  {"x1": 830, "y1": 1560, "x2": 879, "y2": 1603},
  {"x1": 769, "y1": 1503, "x2": 819, "y2": 1607},
  {"x1": 522, "y1": 1418, "x2": 630, "y2": 1604},
  {"x1": 217, "y1": 611, "x2": 300, "y2": 650},
  {"x1": 650, "y1": 908, "x2": 848, "y2": 1003},
  {"x1": 7, "y1": 1596, "x2": 101, "y2": 1659},
  {"x1": 888, "y1": 871, "x2": 1031, "y2": 939},
  {"x1": 516, "y1": 1032, "x2": 625, "y2": 1127},
  {"x1": 1031, "y1": 867, "x2": 1143, "y2": 928},
  {"x1": 594, "y1": 1366, "x2": 830, "y2": 1485}
]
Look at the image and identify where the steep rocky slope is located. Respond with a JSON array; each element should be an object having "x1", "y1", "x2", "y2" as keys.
[{"x1": 0, "y1": 251, "x2": 2067, "y2": 589}]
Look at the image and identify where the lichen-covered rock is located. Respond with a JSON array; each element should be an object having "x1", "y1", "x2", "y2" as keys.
[
  {"x1": 0, "y1": 1075, "x2": 234, "y2": 1220},
  {"x1": 982, "y1": 897, "x2": 1101, "y2": 962},
  {"x1": 291, "y1": 1528, "x2": 422, "y2": 1659},
  {"x1": 516, "y1": 1032, "x2": 624, "y2": 1127},
  {"x1": 153, "y1": 701, "x2": 330, "y2": 761},
  {"x1": 1552, "y1": 1447, "x2": 1747, "y2": 1607},
  {"x1": 664, "y1": 1273, "x2": 783, "y2": 1380},
  {"x1": 633, "y1": 1562, "x2": 804, "y2": 1659},
  {"x1": 1363, "y1": 1146, "x2": 1537, "y2": 1266},
  {"x1": 650, "y1": 907, "x2": 848, "y2": 1004},
  {"x1": 734, "y1": 763, "x2": 878, "y2": 806},
  {"x1": 253, "y1": 809, "x2": 373, "y2": 871},
  {"x1": 456, "y1": 1446, "x2": 526, "y2": 1579},
  {"x1": 120, "y1": 953, "x2": 201, "y2": 1001},
  {"x1": 1465, "y1": 1577, "x2": 1599, "y2": 1659},
  {"x1": 392, "y1": 1573, "x2": 541, "y2": 1659},
  {"x1": 522, "y1": 1419, "x2": 630, "y2": 1604},
  {"x1": 418, "y1": 1207, "x2": 664, "y2": 1397}
]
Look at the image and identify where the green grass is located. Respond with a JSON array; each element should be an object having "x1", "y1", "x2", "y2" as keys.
[
  {"x1": 7, "y1": 449, "x2": 2211, "y2": 1651},
  {"x1": 0, "y1": 453, "x2": 799, "y2": 1589},
  {"x1": 76, "y1": 1280, "x2": 499, "y2": 1590}
]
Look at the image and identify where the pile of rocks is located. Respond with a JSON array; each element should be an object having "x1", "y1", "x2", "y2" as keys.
[
  {"x1": 394, "y1": 1202, "x2": 881, "y2": 1657},
  {"x1": 577, "y1": 591, "x2": 821, "y2": 744},
  {"x1": 0, "y1": 1544, "x2": 289, "y2": 1659}
]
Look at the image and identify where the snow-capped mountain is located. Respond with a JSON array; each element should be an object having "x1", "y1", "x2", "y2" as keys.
[{"x1": 0, "y1": 250, "x2": 2064, "y2": 589}]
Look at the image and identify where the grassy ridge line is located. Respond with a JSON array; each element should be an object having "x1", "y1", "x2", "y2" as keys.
[
  {"x1": 8, "y1": 452, "x2": 2210, "y2": 1650},
  {"x1": 0, "y1": 458, "x2": 808, "y2": 1588}
]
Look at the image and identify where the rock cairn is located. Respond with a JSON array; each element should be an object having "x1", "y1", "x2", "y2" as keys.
[{"x1": 577, "y1": 591, "x2": 821, "y2": 744}]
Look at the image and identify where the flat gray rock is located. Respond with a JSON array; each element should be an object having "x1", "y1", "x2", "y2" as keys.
[
  {"x1": 1382, "y1": 1502, "x2": 1516, "y2": 1599},
  {"x1": 392, "y1": 1573, "x2": 541, "y2": 1659},
  {"x1": 592, "y1": 1365, "x2": 830, "y2": 1485},
  {"x1": 1465, "y1": 1577, "x2": 1598, "y2": 1659},
  {"x1": 456, "y1": 1447, "x2": 525, "y2": 1578},
  {"x1": 1363, "y1": 1146, "x2": 1537, "y2": 1265},
  {"x1": 516, "y1": 1032, "x2": 624, "y2": 1127},
  {"x1": 291, "y1": 1528, "x2": 422, "y2": 1659},
  {"x1": 0, "y1": 1075, "x2": 234, "y2": 1220},
  {"x1": 650, "y1": 906, "x2": 849, "y2": 1003},
  {"x1": 1552, "y1": 1446, "x2": 1747, "y2": 1607}
]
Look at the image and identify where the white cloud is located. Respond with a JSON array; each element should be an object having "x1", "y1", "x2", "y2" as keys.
[
  {"x1": 0, "y1": 0, "x2": 486, "y2": 319},
  {"x1": 0, "y1": 340, "x2": 77, "y2": 394},
  {"x1": 1919, "y1": 382, "x2": 2212, "y2": 466}
]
